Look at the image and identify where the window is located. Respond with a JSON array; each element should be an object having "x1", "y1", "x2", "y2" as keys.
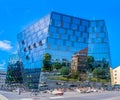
[
  {"x1": 67, "y1": 29, "x2": 73, "y2": 35},
  {"x1": 63, "y1": 22, "x2": 69, "y2": 29},
  {"x1": 71, "y1": 24, "x2": 78, "y2": 30},
  {"x1": 92, "y1": 27, "x2": 95, "y2": 32},
  {"x1": 33, "y1": 43, "x2": 37, "y2": 48},
  {"x1": 79, "y1": 26, "x2": 85, "y2": 32},
  {"x1": 52, "y1": 13, "x2": 61, "y2": 20},
  {"x1": 96, "y1": 21, "x2": 99, "y2": 27},
  {"x1": 90, "y1": 21, "x2": 96, "y2": 27},
  {"x1": 71, "y1": 42, "x2": 74, "y2": 47},
  {"x1": 59, "y1": 28, "x2": 65, "y2": 33},
  {"x1": 80, "y1": 20, "x2": 82, "y2": 25},
  {"x1": 28, "y1": 45, "x2": 32, "y2": 50},
  {"x1": 54, "y1": 20, "x2": 61, "y2": 27},
  {"x1": 49, "y1": 26, "x2": 57, "y2": 33},
  {"x1": 26, "y1": 55, "x2": 30, "y2": 60},
  {"x1": 66, "y1": 41, "x2": 71, "y2": 46},
  {"x1": 63, "y1": 40, "x2": 66, "y2": 45},
  {"x1": 57, "y1": 45, "x2": 60, "y2": 50},
  {"x1": 84, "y1": 38, "x2": 86, "y2": 43},
  {"x1": 68, "y1": 35, "x2": 70, "y2": 40},
  {"x1": 62, "y1": 16, "x2": 71, "y2": 23},
  {"x1": 39, "y1": 40, "x2": 43, "y2": 46},
  {"x1": 96, "y1": 33, "x2": 99, "y2": 38},
  {"x1": 48, "y1": 44, "x2": 51, "y2": 49},
  {"x1": 72, "y1": 18, "x2": 80, "y2": 24},
  {"x1": 59, "y1": 34, "x2": 62, "y2": 39},
  {"x1": 101, "y1": 26, "x2": 104, "y2": 32},
  {"x1": 76, "y1": 37, "x2": 79, "y2": 41},
  {"x1": 75, "y1": 31, "x2": 80, "y2": 37},
  {"x1": 24, "y1": 48, "x2": 27, "y2": 52},
  {"x1": 71, "y1": 36, "x2": 76, "y2": 41},
  {"x1": 22, "y1": 40, "x2": 25, "y2": 45},
  {"x1": 49, "y1": 32, "x2": 52, "y2": 36},
  {"x1": 91, "y1": 38, "x2": 94, "y2": 43},
  {"x1": 84, "y1": 26, "x2": 88, "y2": 32},
  {"x1": 66, "y1": 46, "x2": 69, "y2": 51}
]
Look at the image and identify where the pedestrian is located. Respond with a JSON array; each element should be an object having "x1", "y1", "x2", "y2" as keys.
[{"x1": 17, "y1": 88, "x2": 21, "y2": 95}]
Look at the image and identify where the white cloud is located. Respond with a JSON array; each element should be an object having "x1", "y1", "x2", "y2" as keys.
[
  {"x1": 0, "y1": 40, "x2": 13, "y2": 51},
  {"x1": 0, "y1": 61, "x2": 6, "y2": 67}
]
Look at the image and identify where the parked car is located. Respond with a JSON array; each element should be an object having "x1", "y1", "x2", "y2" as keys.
[
  {"x1": 68, "y1": 84, "x2": 77, "y2": 87},
  {"x1": 39, "y1": 82, "x2": 48, "y2": 87},
  {"x1": 56, "y1": 82, "x2": 65, "y2": 86}
]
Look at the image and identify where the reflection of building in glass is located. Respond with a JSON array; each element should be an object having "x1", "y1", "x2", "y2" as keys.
[
  {"x1": 0, "y1": 70, "x2": 6, "y2": 88},
  {"x1": 17, "y1": 12, "x2": 111, "y2": 89},
  {"x1": 6, "y1": 54, "x2": 24, "y2": 85},
  {"x1": 71, "y1": 48, "x2": 88, "y2": 80},
  {"x1": 71, "y1": 48, "x2": 88, "y2": 81},
  {"x1": 8, "y1": 54, "x2": 21, "y2": 65}
]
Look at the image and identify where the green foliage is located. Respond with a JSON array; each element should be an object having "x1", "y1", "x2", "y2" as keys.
[
  {"x1": 87, "y1": 77, "x2": 108, "y2": 83},
  {"x1": 53, "y1": 62, "x2": 62, "y2": 70},
  {"x1": 44, "y1": 53, "x2": 51, "y2": 61},
  {"x1": 42, "y1": 53, "x2": 52, "y2": 71},
  {"x1": 6, "y1": 61, "x2": 24, "y2": 84},
  {"x1": 87, "y1": 56, "x2": 95, "y2": 72},
  {"x1": 73, "y1": 71, "x2": 79, "y2": 79},
  {"x1": 49, "y1": 76, "x2": 78, "y2": 82},
  {"x1": 92, "y1": 67, "x2": 105, "y2": 79},
  {"x1": 59, "y1": 66, "x2": 70, "y2": 75},
  {"x1": 87, "y1": 56, "x2": 94, "y2": 63}
]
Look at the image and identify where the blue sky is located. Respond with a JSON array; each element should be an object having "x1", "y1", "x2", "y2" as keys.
[{"x1": 0, "y1": 0, "x2": 120, "y2": 70}]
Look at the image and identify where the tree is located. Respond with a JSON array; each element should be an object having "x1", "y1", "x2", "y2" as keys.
[
  {"x1": 44, "y1": 53, "x2": 51, "y2": 61},
  {"x1": 87, "y1": 56, "x2": 94, "y2": 63},
  {"x1": 53, "y1": 62, "x2": 62, "y2": 70},
  {"x1": 73, "y1": 71, "x2": 79, "y2": 79},
  {"x1": 87, "y1": 56, "x2": 94, "y2": 72},
  {"x1": 92, "y1": 67, "x2": 105, "y2": 79},
  {"x1": 42, "y1": 53, "x2": 52, "y2": 71},
  {"x1": 14, "y1": 61, "x2": 24, "y2": 83},
  {"x1": 6, "y1": 61, "x2": 24, "y2": 84},
  {"x1": 59, "y1": 66, "x2": 70, "y2": 75},
  {"x1": 6, "y1": 66, "x2": 14, "y2": 83}
]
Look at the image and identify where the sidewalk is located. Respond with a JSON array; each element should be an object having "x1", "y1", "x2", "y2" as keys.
[
  {"x1": 106, "y1": 96, "x2": 120, "y2": 100},
  {"x1": 0, "y1": 94, "x2": 8, "y2": 100},
  {"x1": 1, "y1": 90, "x2": 120, "y2": 100}
]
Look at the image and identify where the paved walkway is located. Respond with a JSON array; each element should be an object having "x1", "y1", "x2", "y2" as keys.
[
  {"x1": 0, "y1": 94, "x2": 8, "y2": 100},
  {"x1": 1, "y1": 90, "x2": 120, "y2": 100},
  {"x1": 105, "y1": 96, "x2": 120, "y2": 100}
]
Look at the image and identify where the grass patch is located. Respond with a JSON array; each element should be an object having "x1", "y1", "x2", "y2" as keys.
[{"x1": 48, "y1": 76, "x2": 78, "y2": 82}]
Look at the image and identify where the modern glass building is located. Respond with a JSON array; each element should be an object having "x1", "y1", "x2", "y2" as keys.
[{"x1": 17, "y1": 12, "x2": 111, "y2": 89}]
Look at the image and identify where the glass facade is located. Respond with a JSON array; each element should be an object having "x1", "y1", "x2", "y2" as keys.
[
  {"x1": 17, "y1": 12, "x2": 111, "y2": 89},
  {"x1": 6, "y1": 54, "x2": 24, "y2": 85}
]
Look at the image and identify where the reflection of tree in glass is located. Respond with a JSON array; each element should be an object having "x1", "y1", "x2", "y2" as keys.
[
  {"x1": 42, "y1": 53, "x2": 52, "y2": 72},
  {"x1": 93, "y1": 67, "x2": 106, "y2": 79},
  {"x1": 87, "y1": 56, "x2": 94, "y2": 72},
  {"x1": 59, "y1": 66, "x2": 70, "y2": 75},
  {"x1": 53, "y1": 62, "x2": 62, "y2": 70},
  {"x1": 6, "y1": 61, "x2": 24, "y2": 84}
]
